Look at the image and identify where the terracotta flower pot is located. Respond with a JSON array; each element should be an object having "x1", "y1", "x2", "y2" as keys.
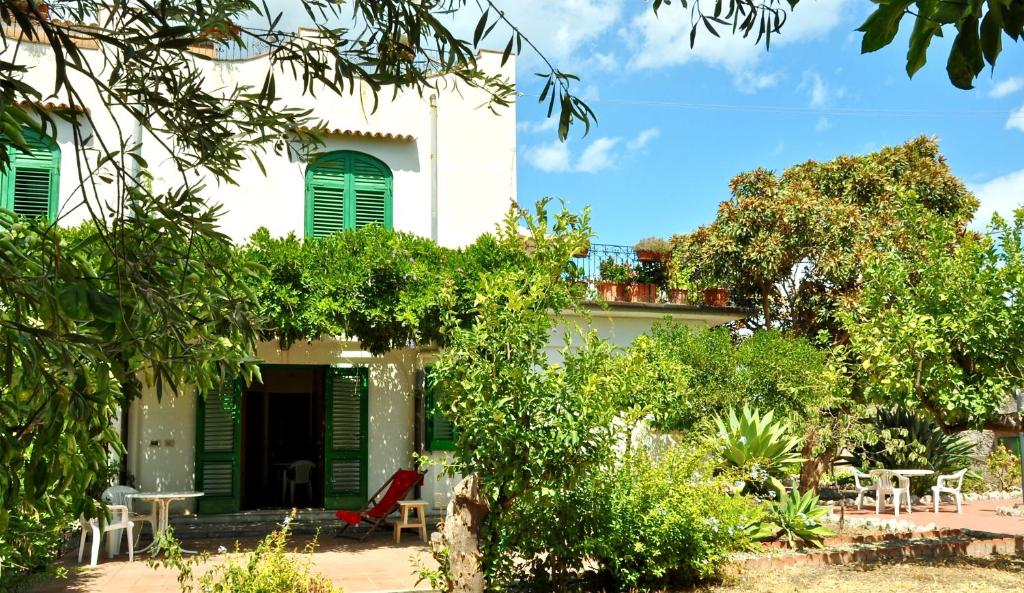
[
  {"x1": 666, "y1": 288, "x2": 688, "y2": 305},
  {"x1": 626, "y1": 283, "x2": 657, "y2": 303},
  {"x1": 597, "y1": 281, "x2": 624, "y2": 302},
  {"x1": 634, "y1": 249, "x2": 668, "y2": 263},
  {"x1": 703, "y1": 288, "x2": 730, "y2": 307}
]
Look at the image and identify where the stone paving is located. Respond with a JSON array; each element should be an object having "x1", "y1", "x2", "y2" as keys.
[
  {"x1": 837, "y1": 497, "x2": 1024, "y2": 535},
  {"x1": 26, "y1": 531, "x2": 437, "y2": 593}
]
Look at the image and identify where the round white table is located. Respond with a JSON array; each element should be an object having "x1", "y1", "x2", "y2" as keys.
[
  {"x1": 891, "y1": 469, "x2": 934, "y2": 504},
  {"x1": 127, "y1": 491, "x2": 204, "y2": 554}
]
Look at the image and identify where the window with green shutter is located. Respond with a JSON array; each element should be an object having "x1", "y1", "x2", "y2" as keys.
[
  {"x1": 1, "y1": 128, "x2": 60, "y2": 219},
  {"x1": 425, "y1": 367, "x2": 456, "y2": 452},
  {"x1": 305, "y1": 151, "x2": 392, "y2": 238}
]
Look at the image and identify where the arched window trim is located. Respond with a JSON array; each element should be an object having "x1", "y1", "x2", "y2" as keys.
[
  {"x1": 304, "y1": 150, "x2": 393, "y2": 238},
  {"x1": 0, "y1": 128, "x2": 61, "y2": 219}
]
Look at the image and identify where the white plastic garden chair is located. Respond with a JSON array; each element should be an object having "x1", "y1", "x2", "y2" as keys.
[
  {"x1": 102, "y1": 485, "x2": 158, "y2": 553},
  {"x1": 932, "y1": 468, "x2": 968, "y2": 513},
  {"x1": 284, "y1": 460, "x2": 316, "y2": 506},
  {"x1": 852, "y1": 470, "x2": 875, "y2": 510},
  {"x1": 870, "y1": 469, "x2": 912, "y2": 515},
  {"x1": 78, "y1": 505, "x2": 134, "y2": 566}
]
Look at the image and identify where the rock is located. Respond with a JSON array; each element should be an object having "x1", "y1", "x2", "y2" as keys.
[{"x1": 920, "y1": 495, "x2": 931, "y2": 504}]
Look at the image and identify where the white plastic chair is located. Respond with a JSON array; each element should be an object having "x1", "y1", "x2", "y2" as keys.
[
  {"x1": 102, "y1": 485, "x2": 158, "y2": 552},
  {"x1": 870, "y1": 469, "x2": 912, "y2": 515},
  {"x1": 78, "y1": 505, "x2": 134, "y2": 566},
  {"x1": 284, "y1": 460, "x2": 316, "y2": 506},
  {"x1": 932, "y1": 468, "x2": 968, "y2": 513},
  {"x1": 852, "y1": 470, "x2": 875, "y2": 510}
]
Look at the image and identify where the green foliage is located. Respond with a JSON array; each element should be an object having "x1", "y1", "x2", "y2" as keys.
[
  {"x1": 844, "y1": 407, "x2": 975, "y2": 494},
  {"x1": 598, "y1": 257, "x2": 634, "y2": 283},
  {"x1": 673, "y1": 137, "x2": 977, "y2": 338},
  {"x1": 714, "y1": 406, "x2": 804, "y2": 497},
  {"x1": 985, "y1": 444, "x2": 1020, "y2": 492},
  {"x1": 760, "y1": 489, "x2": 835, "y2": 548},
  {"x1": 150, "y1": 518, "x2": 337, "y2": 593},
  {"x1": 594, "y1": 445, "x2": 763, "y2": 590},
  {"x1": 840, "y1": 211, "x2": 1024, "y2": 431},
  {"x1": 0, "y1": 498, "x2": 74, "y2": 590},
  {"x1": 618, "y1": 324, "x2": 846, "y2": 434},
  {"x1": 633, "y1": 236, "x2": 670, "y2": 255}
]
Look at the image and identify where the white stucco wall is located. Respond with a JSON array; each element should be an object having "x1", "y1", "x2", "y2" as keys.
[{"x1": 2, "y1": 36, "x2": 516, "y2": 248}]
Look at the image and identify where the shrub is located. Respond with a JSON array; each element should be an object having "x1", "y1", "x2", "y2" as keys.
[
  {"x1": 0, "y1": 502, "x2": 75, "y2": 590},
  {"x1": 760, "y1": 489, "x2": 834, "y2": 548},
  {"x1": 714, "y1": 406, "x2": 804, "y2": 497},
  {"x1": 986, "y1": 444, "x2": 1021, "y2": 491},
  {"x1": 599, "y1": 257, "x2": 634, "y2": 283},
  {"x1": 633, "y1": 236, "x2": 670, "y2": 255},
  {"x1": 593, "y1": 444, "x2": 762, "y2": 590},
  {"x1": 844, "y1": 407, "x2": 974, "y2": 494}
]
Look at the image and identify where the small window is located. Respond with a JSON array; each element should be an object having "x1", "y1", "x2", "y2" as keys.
[
  {"x1": 305, "y1": 151, "x2": 392, "y2": 238},
  {"x1": 425, "y1": 368, "x2": 456, "y2": 452},
  {"x1": 1, "y1": 129, "x2": 60, "y2": 219}
]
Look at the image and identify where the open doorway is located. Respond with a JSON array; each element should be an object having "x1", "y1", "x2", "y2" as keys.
[{"x1": 241, "y1": 366, "x2": 326, "y2": 509}]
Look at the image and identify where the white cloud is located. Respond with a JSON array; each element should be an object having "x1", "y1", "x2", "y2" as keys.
[
  {"x1": 525, "y1": 141, "x2": 572, "y2": 172},
  {"x1": 803, "y1": 70, "x2": 828, "y2": 107},
  {"x1": 626, "y1": 127, "x2": 660, "y2": 151},
  {"x1": 815, "y1": 116, "x2": 831, "y2": 132},
  {"x1": 622, "y1": 0, "x2": 848, "y2": 90},
  {"x1": 576, "y1": 137, "x2": 621, "y2": 173},
  {"x1": 990, "y1": 77, "x2": 1024, "y2": 99},
  {"x1": 447, "y1": 1, "x2": 626, "y2": 70},
  {"x1": 1008, "y1": 105, "x2": 1024, "y2": 132},
  {"x1": 969, "y1": 169, "x2": 1024, "y2": 229},
  {"x1": 518, "y1": 118, "x2": 558, "y2": 134}
]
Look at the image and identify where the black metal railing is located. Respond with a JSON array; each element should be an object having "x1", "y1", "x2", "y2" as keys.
[{"x1": 571, "y1": 243, "x2": 639, "y2": 282}]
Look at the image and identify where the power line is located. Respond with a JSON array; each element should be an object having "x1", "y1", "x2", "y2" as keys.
[{"x1": 518, "y1": 93, "x2": 1022, "y2": 120}]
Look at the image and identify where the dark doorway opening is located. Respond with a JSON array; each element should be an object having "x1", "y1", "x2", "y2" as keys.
[{"x1": 241, "y1": 366, "x2": 326, "y2": 509}]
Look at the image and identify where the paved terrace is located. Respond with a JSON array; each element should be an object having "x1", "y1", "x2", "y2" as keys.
[
  {"x1": 27, "y1": 532, "x2": 437, "y2": 593},
  {"x1": 837, "y1": 498, "x2": 1024, "y2": 535}
]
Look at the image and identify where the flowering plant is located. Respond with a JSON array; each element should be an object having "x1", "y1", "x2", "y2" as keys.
[{"x1": 598, "y1": 257, "x2": 636, "y2": 283}]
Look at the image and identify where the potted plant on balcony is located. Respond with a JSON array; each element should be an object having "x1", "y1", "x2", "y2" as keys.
[
  {"x1": 626, "y1": 258, "x2": 664, "y2": 303},
  {"x1": 666, "y1": 258, "x2": 694, "y2": 305},
  {"x1": 597, "y1": 257, "x2": 631, "y2": 302},
  {"x1": 700, "y1": 278, "x2": 730, "y2": 307},
  {"x1": 633, "y1": 236, "x2": 670, "y2": 262}
]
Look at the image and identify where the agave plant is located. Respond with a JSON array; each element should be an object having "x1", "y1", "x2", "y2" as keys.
[
  {"x1": 714, "y1": 406, "x2": 804, "y2": 497},
  {"x1": 761, "y1": 489, "x2": 835, "y2": 548},
  {"x1": 843, "y1": 407, "x2": 975, "y2": 495}
]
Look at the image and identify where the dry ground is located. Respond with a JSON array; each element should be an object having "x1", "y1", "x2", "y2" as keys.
[{"x1": 698, "y1": 556, "x2": 1024, "y2": 593}]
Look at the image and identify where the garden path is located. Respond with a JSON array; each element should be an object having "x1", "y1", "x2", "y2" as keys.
[{"x1": 25, "y1": 533, "x2": 436, "y2": 593}]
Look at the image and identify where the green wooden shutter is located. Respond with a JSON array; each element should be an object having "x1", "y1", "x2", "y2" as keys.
[
  {"x1": 195, "y1": 386, "x2": 241, "y2": 514},
  {"x1": 350, "y1": 154, "x2": 392, "y2": 229},
  {"x1": 324, "y1": 367, "x2": 368, "y2": 509},
  {"x1": 1, "y1": 130, "x2": 59, "y2": 219},
  {"x1": 304, "y1": 151, "x2": 391, "y2": 237},
  {"x1": 425, "y1": 368, "x2": 456, "y2": 452}
]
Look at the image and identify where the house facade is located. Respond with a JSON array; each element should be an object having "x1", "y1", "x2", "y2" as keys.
[{"x1": 3, "y1": 28, "x2": 747, "y2": 515}]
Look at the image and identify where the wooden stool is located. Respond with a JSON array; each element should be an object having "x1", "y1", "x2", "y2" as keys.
[{"x1": 393, "y1": 500, "x2": 427, "y2": 544}]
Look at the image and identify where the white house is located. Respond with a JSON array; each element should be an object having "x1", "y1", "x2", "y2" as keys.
[{"x1": 2, "y1": 25, "x2": 747, "y2": 517}]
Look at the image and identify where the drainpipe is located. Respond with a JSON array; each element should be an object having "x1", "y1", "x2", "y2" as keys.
[
  {"x1": 1017, "y1": 389, "x2": 1023, "y2": 504},
  {"x1": 429, "y1": 94, "x2": 438, "y2": 243}
]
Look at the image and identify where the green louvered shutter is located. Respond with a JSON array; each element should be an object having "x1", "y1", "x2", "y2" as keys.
[
  {"x1": 305, "y1": 151, "x2": 391, "y2": 237},
  {"x1": 1, "y1": 130, "x2": 59, "y2": 219},
  {"x1": 350, "y1": 154, "x2": 391, "y2": 229},
  {"x1": 324, "y1": 367, "x2": 368, "y2": 509},
  {"x1": 425, "y1": 367, "x2": 456, "y2": 451},
  {"x1": 195, "y1": 387, "x2": 242, "y2": 514},
  {"x1": 306, "y1": 166, "x2": 347, "y2": 238}
]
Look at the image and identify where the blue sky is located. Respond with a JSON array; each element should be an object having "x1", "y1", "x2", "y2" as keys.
[{"x1": 499, "y1": 1, "x2": 1024, "y2": 245}]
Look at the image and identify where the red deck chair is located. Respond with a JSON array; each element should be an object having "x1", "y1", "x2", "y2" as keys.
[{"x1": 335, "y1": 468, "x2": 426, "y2": 540}]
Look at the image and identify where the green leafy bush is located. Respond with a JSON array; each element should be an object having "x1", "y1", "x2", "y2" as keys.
[
  {"x1": 986, "y1": 444, "x2": 1021, "y2": 491},
  {"x1": 760, "y1": 489, "x2": 834, "y2": 548},
  {"x1": 0, "y1": 501, "x2": 75, "y2": 590},
  {"x1": 714, "y1": 406, "x2": 804, "y2": 497},
  {"x1": 598, "y1": 257, "x2": 634, "y2": 283},
  {"x1": 593, "y1": 445, "x2": 762, "y2": 590},
  {"x1": 844, "y1": 407, "x2": 974, "y2": 494}
]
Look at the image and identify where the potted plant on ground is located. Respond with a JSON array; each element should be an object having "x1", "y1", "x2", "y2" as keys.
[
  {"x1": 598, "y1": 257, "x2": 631, "y2": 302},
  {"x1": 666, "y1": 257, "x2": 694, "y2": 305},
  {"x1": 633, "y1": 236, "x2": 670, "y2": 262}
]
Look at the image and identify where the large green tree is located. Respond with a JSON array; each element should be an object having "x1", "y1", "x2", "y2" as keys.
[
  {"x1": 674, "y1": 137, "x2": 977, "y2": 342},
  {"x1": 840, "y1": 210, "x2": 1024, "y2": 432}
]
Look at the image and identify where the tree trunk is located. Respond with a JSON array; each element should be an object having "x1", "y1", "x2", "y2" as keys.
[
  {"x1": 798, "y1": 428, "x2": 837, "y2": 492},
  {"x1": 434, "y1": 473, "x2": 489, "y2": 593}
]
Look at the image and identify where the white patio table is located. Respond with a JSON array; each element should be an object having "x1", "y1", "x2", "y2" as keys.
[
  {"x1": 891, "y1": 469, "x2": 934, "y2": 504},
  {"x1": 126, "y1": 491, "x2": 204, "y2": 554}
]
